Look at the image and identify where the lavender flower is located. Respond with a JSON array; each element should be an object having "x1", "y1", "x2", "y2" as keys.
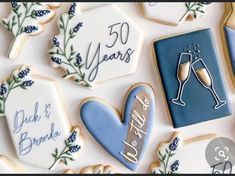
[
  {"x1": 75, "y1": 53, "x2": 82, "y2": 66},
  {"x1": 169, "y1": 137, "x2": 180, "y2": 151},
  {"x1": 11, "y1": 2, "x2": 18, "y2": 8},
  {"x1": 51, "y1": 57, "x2": 62, "y2": 65},
  {"x1": 18, "y1": 68, "x2": 30, "y2": 79},
  {"x1": 68, "y1": 130, "x2": 77, "y2": 143},
  {"x1": 24, "y1": 26, "x2": 38, "y2": 34},
  {"x1": 52, "y1": 37, "x2": 60, "y2": 47},
  {"x1": 33, "y1": 10, "x2": 50, "y2": 17},
  {"x1": 171, "y1": 160, "x2": 179, "y2": 172},
  {"x1": 0, "y1": 84, "x2": 7, "y2": 96},
  {"x1": 69, "y1": 145, "x2": 80, "y2": 153},
  {"x1": 22, "y1": 80, "x2": 34, "y2": 87},
  {"x1": 73, "y1": 22, "x2": 83, "y2": 33},
  {"x1": 68, "y1": 3, "x2": 76, "y2": 16}
]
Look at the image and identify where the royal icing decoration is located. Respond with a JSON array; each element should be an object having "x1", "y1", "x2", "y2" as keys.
[
  {"x1": 150, "y1": 132, "x2": 217, "y2": 174},
  {"x1": 2, "y1": 2, "x2": 60, "y2": 59},
  {"x1": 64, "y1": 164, "x2": 115, "y2": 174},
  {"x1": 141, "y1": 2, "x2": 212, "y2": 25},
  {"x1": 49, "y1": 3, "x2": 143, "y2": 88},
  {"x1": 153, "y1": 29, "x2": 231, "y2": 128},
  {"x1": 0, "y1": 155, "x2": 23, "y2": 173},
  {"x1": 221, "y1": 3, "x2": 235, "y2": 87},
  {"x1": 1, "y1": 66, "x2": 83, "y2": 170},
  {"x1": 80, "y1": 83, "x2": 155, "y2": 170}
]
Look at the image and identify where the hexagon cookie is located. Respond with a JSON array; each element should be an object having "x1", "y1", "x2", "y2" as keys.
[
  {"x1": 141, "y1": 2, "x2": 212, "y2": 25},
  {"x1": 0, "y1": 66, "x2": 83, "y2": 170},
  {"x1": 49, "y1": 3, "x2": 144, "y2": 89}
]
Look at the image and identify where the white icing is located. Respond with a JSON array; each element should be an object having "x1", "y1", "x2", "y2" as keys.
[
  {"x1": 151, "y1": 133, "x2": 216, "y2": 174},
  {"x1": 4, "y1": 70, "x2": 83, "y2": 170},
  {"x1": 2, "y1": 3, "x2": 60, "y2": 59},
  {"x1": 142, "y1": 2, "x2": 212, "y2": 25},
  {"x1": 50, "y1": 4, "x2": 144, "y2": 88}
]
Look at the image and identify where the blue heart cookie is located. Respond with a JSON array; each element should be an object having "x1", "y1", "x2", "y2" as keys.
[{"x1": 80, "y1": 83, "x2": 155, "y2": 170}]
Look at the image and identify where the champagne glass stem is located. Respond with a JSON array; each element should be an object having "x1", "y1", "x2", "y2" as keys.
[
  {"x1": 172, "y1": 81, "x2": 186, "y2": 106},
  {"x1": 208, "y1": 87, "x2": 225, "y2": 109}
]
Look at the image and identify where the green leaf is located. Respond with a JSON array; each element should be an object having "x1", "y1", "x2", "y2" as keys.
[
  {"x1": 63, "y1": 158, "x2": 68, "y2": 165},
  {"x1": 158, "y1": 169, "x2": 165, "y2": 174},
  {"x1": 0, "y1": 97, "x2": 5, "y2": 101},
  {"x1": 52, "y1": 153, "x2": 57, "y2": 159},
  {"x1": 12, "y1": 75, "x2": 18, "y2": 83},
  {"x1": 55, "y1": 148, "x2": 58, "y2": 155}
]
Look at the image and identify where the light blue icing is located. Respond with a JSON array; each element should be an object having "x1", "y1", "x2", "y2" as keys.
[
  {"x1": 224, "y1": 26, "x2": 235, "y2": 73},
  {"x1": 80, "y1": 85, "x2": 155, "y2": 170},
  {"x1": 154, "y1": 29, "x2": 231, "y2": 128}
]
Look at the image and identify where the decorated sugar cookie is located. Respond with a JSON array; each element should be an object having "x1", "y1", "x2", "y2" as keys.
[
  {"x1": 221, "y1": 3, "x2": 235, "y2": 88},
  {"x1": 1, "y1": 66, "x2": 83, "y2": 170},
  {"x1": 2, "y1": 2, "x2": 60, "y2": 59},
  {"x1": 49, "y1": 3, "x2": 144, "y2": 88},
  {"x1": 80, "y1": 83, "x2": 155, "y2": 170},
  {"x1": 153, "y1": 29, "x2": 231, "y2": 128},
  {"x1": 0, "y1": 155, "x2": 24, "y2": 173},
  {"x1": 141, "y1": 2, "x2": 212, "y2": 25},
  {"x1": 150, "y1": 132, "x2": 218, "y2": 174},
  {"x1": 64, "y1": 164, "x2": 115, "y2": 174}
]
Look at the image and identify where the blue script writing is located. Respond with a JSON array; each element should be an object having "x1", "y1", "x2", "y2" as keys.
[
  {"x1": 18, "y1": 123, "x2": 61, "y2": 156},
  {"x1": 14, "y1": 102, "x2": 42, "y2": 134}
]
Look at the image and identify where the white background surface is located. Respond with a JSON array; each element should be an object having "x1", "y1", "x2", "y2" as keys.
[{"x1": 0, "y1": 2, "x2": 234, "y2": 174}]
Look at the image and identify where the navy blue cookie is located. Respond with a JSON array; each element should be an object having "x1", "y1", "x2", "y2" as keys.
[{"x1": 153, "y1": 29, "x2": 231, "y2": 128}]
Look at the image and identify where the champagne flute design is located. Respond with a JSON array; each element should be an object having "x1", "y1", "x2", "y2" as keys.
[
  {"x1": 191, "y1": 59, "x2": 226, "y2": 109},
  {"x1": 172, "y1": 53, "x2": 192, "y2": 106}
]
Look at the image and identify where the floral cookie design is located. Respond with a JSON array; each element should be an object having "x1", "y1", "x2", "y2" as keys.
[
  {"x1": 141, "y1": 2, "x2": 212, "y2": 25},
  {"x1": 0, "y1": 155, "x2": 24, "y2": 173},
  {"x1": 151, "y1": 132, "x2": 217, "y2": 174},
  {"x1": 49, "y1": 3, "x2": 143, "y2": 89},
  {"x1": 1, "y1": 66, "x2": 83, "y2": 170},
  {"x1": 2, "y1": 2, "x2": 60, "y2": 59},
  {"x1": 64, "y1": 164, "x2": 115, "y2": 174}
]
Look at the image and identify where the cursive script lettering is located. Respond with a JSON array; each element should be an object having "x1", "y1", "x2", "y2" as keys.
[
  {"x1": 44, "y1": 103, "x2": 51, "y2": 119},
  {"x1": 120, "y1": 140, "x2": 138, "y2": 163},
  {"x1": 129, "y1": 110, "x2": 146, "y2": 139},
  {"x1": 14, "y1": 102, "x2": 41, "y2": 134},
  {"x1": 86, "y1": 42, "x2": 134, "y2": 82},
  {"x1": 18, "y1": 123, "x2": 61, "y2": 156},
  {"x1": 135, "y1": 95, "x2": 150, "y2": 111},
  {"x1": 121, "y1": 94, "x2": 150, "y2": 163}
]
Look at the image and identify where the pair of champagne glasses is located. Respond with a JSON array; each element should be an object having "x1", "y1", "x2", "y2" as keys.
[{"x1": 172, "y1": 53, "x2": 226, "y2": 109}]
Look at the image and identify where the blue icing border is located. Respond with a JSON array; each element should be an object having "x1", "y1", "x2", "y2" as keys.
[
  {"x1": 80, "y1": 85, "x2": 155, "y2": 170},
  {"x1": 154, "y1": 29, "x2": 231, "y2": 128},
  {"x1": 224, "y1": 26, "x2": 235, "y2": 73}
]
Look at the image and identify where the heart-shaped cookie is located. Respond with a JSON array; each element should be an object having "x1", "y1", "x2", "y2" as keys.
[{"x1": 80, "y1": 83, "x2": 155, "y2": 170}]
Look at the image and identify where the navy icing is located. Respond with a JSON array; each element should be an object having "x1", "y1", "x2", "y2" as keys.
[{"x1": 154, "y1": 29, "x2": 231, "y2": 128}]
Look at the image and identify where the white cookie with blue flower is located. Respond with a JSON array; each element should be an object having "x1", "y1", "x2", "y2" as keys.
[
  {"x1": 2, "y1": 2, "x2": 61, "y2": 59},
  {"x1": 0, "y1": 155, "x2": 24, "y2": 173},
  {"x1": 141, "y1": 2, "x2": 212, "y2": 25},
  {"x1": 0, "y1": 66, "x2": 83, "y2": 170},
  {"x1": 49, "y1": 3, "x2": 144, "y2": 89},
  {"x1": 150, "y1": 132, "x2": 217, "y2": 174}
]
